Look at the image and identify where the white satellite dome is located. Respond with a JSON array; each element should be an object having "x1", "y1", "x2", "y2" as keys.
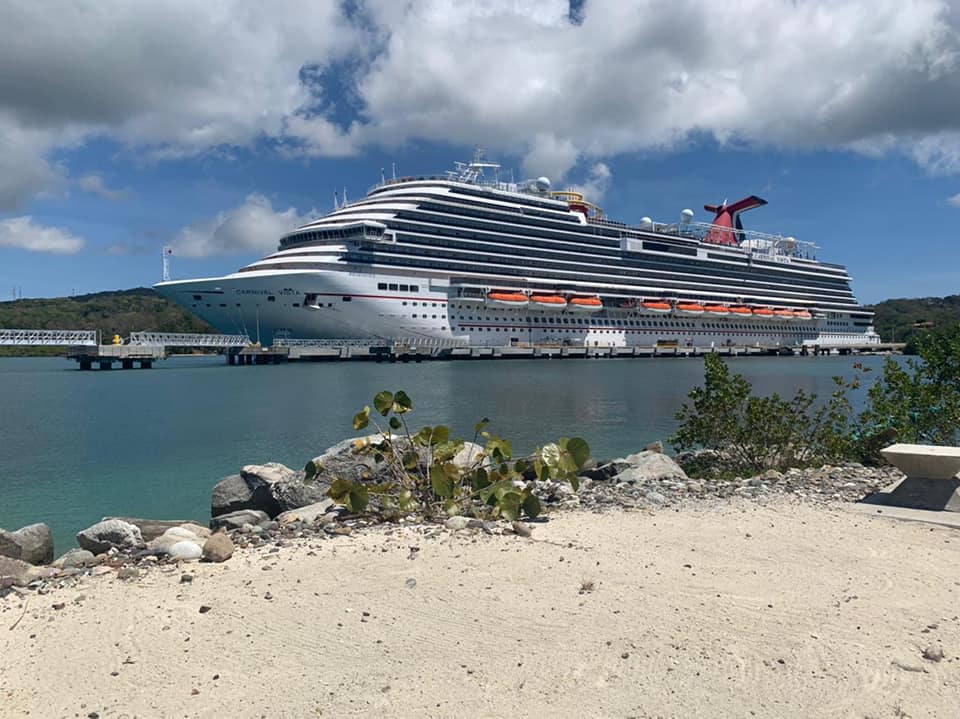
[
  {"x1": 535, "y1": 176, "x2": 551, "y2": 191},
  {"x1": 639, "y1": 217, "x2": 653, "y2": 229},
  {"x1": 680, "y1": 208, "x2": 694, "y2": 224}
]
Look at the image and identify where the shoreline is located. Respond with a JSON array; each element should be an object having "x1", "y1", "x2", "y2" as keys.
[{"x1": 2, "y1": 497, "x2": 956, "y2": 718}]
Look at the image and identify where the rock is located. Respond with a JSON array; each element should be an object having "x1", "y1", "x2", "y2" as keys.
[
  {"x1": 614, "y1": 451, "x2": 687, "y2": 482},
  {"x1": 76, "y1": 519, "x2": 144, "y2": 555},
  {"x1": 275, "y1": 499, "x2": 336, "y2": 525},
  {"x1": 53, "y1": 549, "x2": 96, "y2": 569},
  {"x1": 444, "y1": 516, "x2": 472, "y2": 531},
  {"x1": 0, "y1": 555, "x2": 40, "y2": 587},
  {"x1": 102, "y1": 517, "x2": 198, "y2": 543},
  {"x1": 0, "y1": 522, "x2": 54, "y2": 565},
  {"x1": 202, "y1": 532, "x2": 234, "y2": 563},
  {"x1": 922, "y1": 646, "x2": 944, "y2": 662},
  {"x1": 511, "y1": 521, "x2": 532, "y2": 538},
  {"x1": 147, "y1": 526, "x2": 207, "y2": 556},
  {"x1": 210, "y1": 509, "x2": 271, "y2": 531},
  {"x1": 645, "y1": 440, "x2": 665, "y2": 454},
  {"x1": 168, "y1": 541, "x2": 203, "y2": 561},
  {"x1": 644, "y1": 490, "x2": 669, "y2": 505},
  {"x1": 211, "y1": 473, "x2": 265, "y2": 517},
  {"x1": 452, "y1": 441, "x2": 487, "y2": 470},
  {"x1": 579, "y1": 461, "x2": 631, "y2": 482},
  {"x1": 212, "y1": 462, "x2": 332, "y2": 518},
  {"x1": 117, "y1": 567, "x2": 140, "y2": 580}
]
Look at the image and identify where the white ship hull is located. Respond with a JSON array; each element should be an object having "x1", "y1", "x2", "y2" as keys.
[{"x1": 157, "y1": 268, "x2": 876, "y2": 348}]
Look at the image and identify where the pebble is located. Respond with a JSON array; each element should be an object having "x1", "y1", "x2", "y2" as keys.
[{"x1": 511, "y1": 521, "x2": 532, "y2": 538}]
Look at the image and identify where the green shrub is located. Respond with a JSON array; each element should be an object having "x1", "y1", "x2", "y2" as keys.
[
  {"x1": 670, "y1": 353, "x2": 856, "y2": 477},
  {"x1": 308, "y1": 390, "x2": 591, "y2": 521}
]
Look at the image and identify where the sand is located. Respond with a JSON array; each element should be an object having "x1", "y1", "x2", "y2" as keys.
[{"x1": 1, "y1": 499, "x2": 958, "y2": 718}]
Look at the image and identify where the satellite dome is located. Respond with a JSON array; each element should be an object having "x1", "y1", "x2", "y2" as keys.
[
  {"x1": 680, "y1": 208, "x2": 694, "y2": 224},
  {"x1": 535, "y1": 176, "x2": 551, "y2": 191},
  {"x1": 639, "y1": 217, "x2": 653, "y2": 229}
]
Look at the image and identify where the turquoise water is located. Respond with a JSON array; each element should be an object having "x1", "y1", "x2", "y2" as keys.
[{"x1": 0, "y1": 354, "x2": 891, "y2": 551}]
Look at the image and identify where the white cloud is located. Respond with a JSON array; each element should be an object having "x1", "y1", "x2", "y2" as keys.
[
  {"x1": 170, "y1": 194, "x2": 318, "y2": 258},
  {"x1": 947, "y1": 192, "x2": 960, "y2": 207},
  {"x1": 4, "y1": 0, "x2": 960, "y2": 207},
  {"x1": 0, "y1": 216, "x2": 85, "y2": 254},
  {"x1": 76, "y1": 174, "x2": 128, "y2": 200},
  {"x1": 569, "y1": 162, "x2": 613, "y2": 203}
]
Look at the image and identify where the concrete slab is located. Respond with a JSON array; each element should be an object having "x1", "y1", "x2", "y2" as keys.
[
  {"x1": 847, "y1": 502, "x2": 960, "y2": 531},
  {"x1": 880, "y1": 443, "x2": 960, "y2": 480}
]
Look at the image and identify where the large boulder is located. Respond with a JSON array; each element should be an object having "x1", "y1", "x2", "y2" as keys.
[
  {"x1": 0, "y1": 523, "x2": 54, "y2": 565},
  {"x1": 76, "y1": 519, "x2": 144, "y2": 555},
  {"x1": 211, "y1": 463, "x2": 330, "y2": 518},
  {"x1": 613, "y1": 451, "x2": 688, "y2": 483}
]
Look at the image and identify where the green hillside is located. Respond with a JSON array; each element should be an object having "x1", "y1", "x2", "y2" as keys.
[
  {"x1": 0, "y1": 288, "x2": 213, "y2": 356},
  {"x1": 868, "y1": 295, "x2": 960, "y2": 345}
]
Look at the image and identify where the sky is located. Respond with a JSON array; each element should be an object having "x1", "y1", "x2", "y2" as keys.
[{"x1": 2, "y1": 0, "x2": 960, "y2": 305}]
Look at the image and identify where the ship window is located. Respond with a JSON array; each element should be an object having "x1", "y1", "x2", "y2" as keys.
[
  {"x1": 400, "y1": 284, "x2": 409, "y2": 291},
  {"x1": 378, "y1": 283, "x2": 387, "y2": 290},
  {"x1": 292, "y1": 303, "x2": 299, "y2": 307},
  {"x1": 219, "y1": 303, "x2": 227, "y2": 307},
  {"x1": 389, "y1": 283, "x2": 398, "y2": 291},
  {"x1": 402, "y1": 301, "x2": 407, "y2": 306},
  {"x1": 342, "y1": 296, "x2": 352, "y2": 302},
  {"x1": 267, "y1": 296, "x2": 276, "y2": 302},
  {"x1": 410, "y1": 285, "x2": 419, "y2": 292},
  {"x1": 193, "y1": 294, "x2": 202, "y2": 301}
]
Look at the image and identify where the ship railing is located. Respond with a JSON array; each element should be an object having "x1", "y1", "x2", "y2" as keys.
[
  {"x1": 273, "y1": 337, "x2": 472, "y2": 350},
  {"x1": 619, "y1": 219, "x2": 819, "y2": 259}
]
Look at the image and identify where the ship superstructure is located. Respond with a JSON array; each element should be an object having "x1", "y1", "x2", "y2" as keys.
[{"x1": 156, "y1": 151, "x2": 879, "y2": 348}]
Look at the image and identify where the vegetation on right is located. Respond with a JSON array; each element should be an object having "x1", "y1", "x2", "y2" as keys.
[{"x1": 671, "y1": 324, "x2": 960, "y2": 478}]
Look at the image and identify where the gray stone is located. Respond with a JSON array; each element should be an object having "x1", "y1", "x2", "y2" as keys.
[
  {"x1": 168, "y1": 541, "x2": 203, "y2": 561},
  {"x1": 645, "y1": 440, "x2": 665, "y2": 454},
  {"x1": 202, "y1": 532, "x2": 234, "y2": 562},
  {"x1": 53, "y1": 548, "x2": 96, "y2": 569},
  {"x1": 275, "y1": 499, "x2": 336, "y2": 525},
  {"x1": 210, "y1": 509, "x2": 271, "y2": 531},
  {"x1": 0, "y1": 522, "x2": 54, "y2": 565},
  {"x1": 452, "y1": 441, "x2": 487, "y2": 470},
  {"x1": 444, "y1": 516, "x2": 472, "y2": 531},
  {"x1": 0, "y1": 555, "x2": 40, "y2": 587},
  {"x1": 76, "y1": 519, "x2": 144, "y2": 555},
  {"x1": 511, "y1": 521, "x2": 532, "y2": 538},
  {"x1": 211, "y1": 474, "x2": 260, "y2": 517},
  {"x1": 645, "y1": 490, "x2": 669, "y2": 505},
  {"x1": 615, "y1": 451, "x2": 687, "y2": 482},
  {"x1": 212, "y1": 462, "x2": 333, "y2": 518}
]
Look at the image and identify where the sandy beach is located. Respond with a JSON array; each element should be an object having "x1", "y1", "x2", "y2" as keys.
[{"x1": 1, "y1": 499, "x2": 957, "y2": 718}]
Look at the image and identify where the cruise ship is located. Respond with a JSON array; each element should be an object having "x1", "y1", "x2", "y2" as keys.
[{"x1": 156, "y1": 151, "x2": 880, "y2": 349}]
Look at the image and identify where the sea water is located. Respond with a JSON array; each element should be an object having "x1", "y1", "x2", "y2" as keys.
[{"x1": 0, "y1": 354, "x2": 892, "y2": 550}]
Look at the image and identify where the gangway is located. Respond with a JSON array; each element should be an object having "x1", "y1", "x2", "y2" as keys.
[
  {"x1": 128, "y1": 332, "x2": 250, "y2": 347},
  {"x1": 0, "y1": 329, "x2": 97, "y2": 346}
]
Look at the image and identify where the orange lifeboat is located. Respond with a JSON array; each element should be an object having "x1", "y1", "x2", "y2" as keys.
[
  {"x1": 487, "y1": 291, "x2": 529, "y2": 308},
  {"x1": 751, "y1": 307, "x2": 774, "y2": 320},
  {"x1": 569, "y1": 295, "x2": 603, "y2": 312},
  {"x1": 728, "y1": 305, "x2": 752, "y2": 316},
  {"x1": 530, "y1": 294, "x2": 567, "y2": 310},
  {"x1": 772, "y1": 308, "x2": 794, "y2": 320},
  {"x1": 641, "y1": 299, "x2": 673, "y2": 314},
  {"x1": 704, "y1": 304, "x2": 730, "y2": 316},
  {"x1": 793, "y1": 309, "x2": 813, "y2": 321},
  {"x1": 675, "y1": 301, "x2": 704, "y2": 316}
]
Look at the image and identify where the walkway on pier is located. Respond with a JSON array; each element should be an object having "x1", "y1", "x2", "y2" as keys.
[{"x1": 0, "y1": 329, "x2": 97, "y2": 346}]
